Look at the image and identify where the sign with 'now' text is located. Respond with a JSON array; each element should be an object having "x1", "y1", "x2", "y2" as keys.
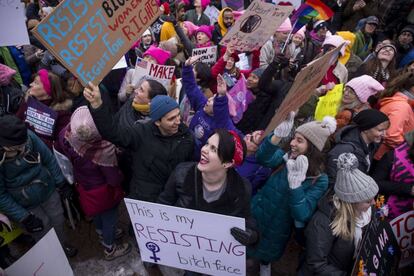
[{"x1": 125, "y1": 198, "x2": 246, "y2": 276}]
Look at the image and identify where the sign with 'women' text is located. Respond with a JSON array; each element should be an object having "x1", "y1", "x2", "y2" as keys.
[{"x1": 125, "y1": 198, "x2": 246, "y2": 276}]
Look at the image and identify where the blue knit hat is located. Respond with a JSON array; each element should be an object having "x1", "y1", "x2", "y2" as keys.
[
  {"x1": 251, "y1": 68, "x2": 265, "y2": 78},
  {"x1": 150, "y1": 95, "x2": 179, "y2": 122}
]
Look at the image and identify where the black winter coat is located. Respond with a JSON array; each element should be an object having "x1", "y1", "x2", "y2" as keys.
[
  {"x1": 158, "y1": 162, "x2": 256, "y2": 230},
  {"x1": 327, "y1": 125, "x2": 379, "y2": 186},
  {"x1": 299, "y1": 193, "x2": 355, "y2": 276},
  {"x1": 89, "y1": 103, "x2": 194, "y2": 202}
]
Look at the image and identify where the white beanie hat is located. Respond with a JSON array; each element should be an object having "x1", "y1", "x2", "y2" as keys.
[{"x1": 295, "y1": 116, "x2": 337, "y2": 151}]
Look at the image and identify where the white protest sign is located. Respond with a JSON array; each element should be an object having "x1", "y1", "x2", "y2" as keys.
[
  {"x1": 192, "y1": 46, "x2": 217, "y2": 65},
  {"x1": 125, "y1": 198, "x2": 246, "y2": 276},
  {"x1": 112, "y1": 56, "x2": 128, "y2": 70},
  {"x1": 220, "y1": 1, "x2": 294, "y2": 52},
  {"x1": 53, "y1": 147, "x2": 74, "y2": 184},
  {"x1": 0, "y1": 0, "x2": 30, "y2": 46},
  {"x1": 235, "y1": 53, "x2": 250, "y2": 70},
  {"x1": 5, "y1": 228, "x2": 73, "y2": 276},
  {"x1": 390, "y1": 210, "x2": 414, "y2": 268},
  {"x1": 132, "y1": 57, "x2": 175, "y2": 90},
  {"x1": 204, "y1": 5, "x2": 220, "y2": 24}
]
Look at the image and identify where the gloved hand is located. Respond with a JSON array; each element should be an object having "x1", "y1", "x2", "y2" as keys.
[
  {"x1": 58, "y1": 183, "x2": 74, "y2": 200},
  {"x1": 287, "y1": 155, "x2": 309, "y2": 189},
  {"x1": 273, "y1": 111, "x2": 295, "y2": 138},
  {"x1": 273, "y1": 53, "x2": 289, "y2": 69},
  {"x1": 22, "y1": 214, "x2": 44, "y2": 233},
  {"x1": 230, "y1": 227, "x2": 258, "y2": 246}
]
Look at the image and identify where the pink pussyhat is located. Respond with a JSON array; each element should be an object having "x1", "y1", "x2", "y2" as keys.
[
  {"x1": 276, "y1": 18, "x2": 292, "y2": 32},
  {"x1": 38, "y1": 69, "x2": 52, "y2": 96},
  {"x1": 196, "y1": 25, "x2": 213, "y2": 40},
  {"x1": 143, "y1": 45, "x2": 171, "y2": 65},
  {"x1": 183, "y1": 21, "x2": 198, "y2": 37},
  {"x1": 0, "y1": 63, "x2": 16, "y2": 86},
  {"x1": 200, "y1": 0, "x2": 210, "y2": 9}
]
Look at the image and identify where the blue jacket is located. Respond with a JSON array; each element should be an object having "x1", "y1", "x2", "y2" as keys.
[
  {"x1": 0, "y1": 131, "x2": 65, "y2": 222},
  {"x1": 248, "y1": 135, "x2": 328, "y2": 263},
  {"x1": 183, "y1": 65, "x2": 238, "y2": 159}
]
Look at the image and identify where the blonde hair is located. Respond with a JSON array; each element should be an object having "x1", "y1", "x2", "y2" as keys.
[{"x1": 330, "y1": 195, "x2": 358, "y2": 241}]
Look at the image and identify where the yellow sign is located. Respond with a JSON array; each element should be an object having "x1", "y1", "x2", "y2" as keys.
[
  {"x1": 0, "y1": 224, "x2": 22, "y2": 247},
  {"x1": 315, "y1": 84, "x2": 344, "y2": 121}
]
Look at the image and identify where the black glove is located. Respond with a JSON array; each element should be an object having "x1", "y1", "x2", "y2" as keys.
[
  {"x1": 273, "y1": 53, "x2": 289, "y2": 69},
  {"x1": 230, "y1": 227, "x2": 258, "y2": 246},
  {"x1": 22, "y1": 214, "x2": 44, "y2": 233},
  {"x1": 58, "y1": 183, "x2": 74, "y2": 200}
]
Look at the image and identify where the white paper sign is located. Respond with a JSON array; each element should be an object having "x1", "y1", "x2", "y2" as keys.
[
  {"x1": 0, "y1": 0, "x2": 30, "y2": 46},
  {"x1": 390, "y1": 211, "x2": 414, "y2": 268},
  {"x1": 5, "y1": 229, "x2": 73, "y2": 276},
  {"x1": 132, "y1": 57, "x2": 175, "y2": 90},
  {"x1": 125, "y1": 198, "x2": 246, "y2": 276},
  {"x1": 53, "y1": 147, "x2": 74, "y2": 185},
  {"x1": 112, "y1": 56, "x2": 128, "y2": 70},
  {"x1": 204, "y1": 5, "x2": 220, "y2": 24},
  {"x1": 192, "y1": 46, "x2": 217, "y2": 65}
]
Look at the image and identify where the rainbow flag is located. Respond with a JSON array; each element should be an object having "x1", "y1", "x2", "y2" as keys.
[{"x1": 291, "y1": 0, "x2": 334, "y2": 32}]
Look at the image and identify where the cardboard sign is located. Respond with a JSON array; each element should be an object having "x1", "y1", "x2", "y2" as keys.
[
  {"x1": 192, "y1": 46, "x2": 217, "y2": 65},
  {"x1": 25, "y1": 97, "x2": 58, "y2": 137},
  {"x1": 314, "y1": 84, "x2": 344, "y2": 121},
  {"x1": 32, "y1": 0, "x2": 161, "y2": 86},
  {"x1": 390, "y1": 211, "x2": 414, "y2": 268},
  {"x1": 125, "y1": 198, "x2": 246, "y2": 276},
  {"x1": 264, "y1": 45, "x2": 342, "y2": 136},
  {"x1": 5, "y1": 229, "x2": 73, "y2": 276},
  {"x1": 220, "y1": 1, "x2": 294, "y2": 52},
  {"x1": 351, "y1": 218, "x2": 400, "y2": 276},
  {"x1": 132, "y1": 57, "x2": 175, "y2": 89},
  {"x1": 0, "y1": 0, "x2": 30, "y2": 46}
]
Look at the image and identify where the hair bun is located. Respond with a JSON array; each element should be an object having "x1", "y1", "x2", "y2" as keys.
[
  {"x1": 336, "y1": 153, "x2": 359, "y2": 170},
  {"x1": 321, "y1": 116, "x2": 337, "y2": 134}
]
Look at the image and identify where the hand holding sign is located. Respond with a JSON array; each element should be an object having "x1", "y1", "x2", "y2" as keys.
[
  {"x1": 84, "y1": 82, "x2": 102, "y2": 109},
  {"x1": 185, "y1": 55, "x2": 201, "y2": 66},
  {"x1": 217, "y1": 74, "x2": 227, "y2": 96}
]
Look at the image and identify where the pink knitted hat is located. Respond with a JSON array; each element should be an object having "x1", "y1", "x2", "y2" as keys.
[
  {"x1": 38, "y1": 69, "x2": 52, "y2": 97},
  {"x1": 196, "y1": 25, "x2": 213, "y2": 40},
  {"x1": 294, "y1": 26, "x2": 306, "y2": 39},
  {"x1": 276, "y1": 18, "x2": 292, "y2": 32},
  {"x1": 200, "y1": 0, "x2": 210, "y2": 9},
  {"x1": 322, "y1": 34, "x2": 350, "y2": 56},
  {"x1": 143, "y1": 45, "x2": 171, "y2": 65},
  {"x1": 70, "y1": 106, "x2": 100, "y2": 141},
  {"x1": 346, "y1": 75, "x2": 385, "y2": 103},
  {"x1": 0, "y1": 63, "x2": 16, "y2": 86},
  {"x1": 183, "y1": 21, "x2": 198, "y2": 37}
]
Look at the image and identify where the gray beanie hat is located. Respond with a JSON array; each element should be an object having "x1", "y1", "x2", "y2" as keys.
[
  {"x1": 334, "y1": 153, "x2": 379, "y2": 203},
  {"x1": 295, "y1": 116, "x2": 337, "y2": 151}
]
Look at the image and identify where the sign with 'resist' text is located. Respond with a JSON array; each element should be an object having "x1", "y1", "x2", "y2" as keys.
[
  {"x1": 32, "y1": 0, "x2": 161, "y2": 86},
  {"x1": 125, "y1": 198, "x2": 246, "y2": 276}
]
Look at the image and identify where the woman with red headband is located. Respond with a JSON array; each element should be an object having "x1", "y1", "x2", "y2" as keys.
[
  {"x1": 158, "y1": 129, "x2": 258, "y2": 247},
  {"x1": 16, "y1": 69, "x2": 72, "y2": 149}
]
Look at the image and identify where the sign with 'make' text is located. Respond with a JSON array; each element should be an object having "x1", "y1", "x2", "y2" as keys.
[{"x1": 125, "y1": 198, "x2": 246, "y2": 276}]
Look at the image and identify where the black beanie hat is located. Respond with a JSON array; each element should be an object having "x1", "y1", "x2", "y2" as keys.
[
  {"x1": 0, "y1": 115, "x2": 28, "y2": 146},
  {"x1": 353, "y1": 109, "x2": 389, "y2": 131}
]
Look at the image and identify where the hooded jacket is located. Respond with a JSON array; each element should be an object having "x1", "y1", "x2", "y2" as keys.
[
  {"x1": 376, "y1": 92, "x2": 414, "y2": 159},
  {"x1": 328, "y1": 125, "x2": 379, "y2": 185},
  {"x1": 212, "y1": 7, "x2": 233, "y2": 46}
]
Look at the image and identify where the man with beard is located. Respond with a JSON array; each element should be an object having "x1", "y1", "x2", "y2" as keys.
[
  {"x1": 160, "y1": 1, "x2": 186, "y2": 41},
  {"x1": 212, "y1": 7, "x2": 235, "y2": 49}
]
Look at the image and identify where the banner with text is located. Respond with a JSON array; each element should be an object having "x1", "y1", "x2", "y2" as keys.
[
  {"x1": 220, "y1": 1, "x2": 293, "y2": 52},
  {"x1": 125, "y1": 198, "x2": 246, "y2": 276},
  {"x1": 351, "y1": 218, "x2": 400, "y2": 275},
  {"x1": 192, "y1": 46, "x2": 217, "y2": 65},
  {"x1": 391, "y1": 211, "x2": 414, "y2": 268},
  {"x1": 5, "y1": 229, "x2": 73, "y2": 276},
  {"x1": 132, "y1": 57, "x2": 175, "y2": 90},
  {"x1": 32, "y1": 0, "x2": 161, "y2": 86},
  {"x1": 25, "y1": 97, "x2": 58, "y2": 137},
  {"x1": 264, "y1": 45, "x2": 342, "y2": 136}
]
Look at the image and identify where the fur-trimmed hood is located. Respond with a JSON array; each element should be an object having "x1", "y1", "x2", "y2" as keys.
[{"x1": 51, "y1": 98, "x2": 72, "y2": 112}]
